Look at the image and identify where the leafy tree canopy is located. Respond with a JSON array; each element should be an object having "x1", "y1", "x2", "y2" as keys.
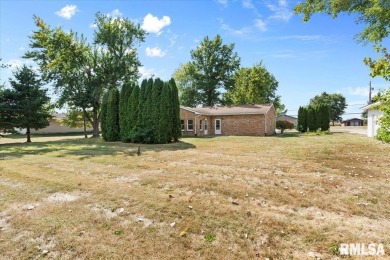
[
  {"x1": 173, "y1": 64, "x2": 199, "y2": 107},
  {"x1": 309, "y1": 92, "x2": 347, "y2": 124},
  {"x1": 178, "y1": 35, "x2": 240, "y2": 106},
  {"x1": 222, "y1": 62, "x2": 285, "y2": 111},
  {"x1": 375, "y1": 88, "x2": 390, "y2": 142}
]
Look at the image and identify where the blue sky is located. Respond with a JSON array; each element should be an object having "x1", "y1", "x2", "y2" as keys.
[{"x1": 1, "y1": 0, "x2": 389, "y2": 118}]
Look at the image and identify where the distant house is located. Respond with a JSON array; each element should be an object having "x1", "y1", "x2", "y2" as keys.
[
  {"x1": 180, "y1": 103, "x2": 276, "y2": 136},
  {"x1": 361, "y1": 102, "x2": 383, "y2": 137},
  {"x1": 341, "y1": 118, "x2": 364, "y2": 127},
  {"x1": 16, "y1": 113, "x2": 91, "y2": 134},
  {"x1": 276, "y1": 115, "x2": 297, "y2": 126}
]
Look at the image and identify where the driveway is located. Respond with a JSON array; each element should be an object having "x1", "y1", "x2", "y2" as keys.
[{"x1": 330, "y1": 126, "x2": 367, "y2": 135}]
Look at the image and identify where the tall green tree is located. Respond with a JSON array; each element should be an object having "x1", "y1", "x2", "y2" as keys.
[
  {"x1": 223, "y1": 63, "x2": 285, "y2": 111},
  {"x1": 158, "y1": 82, "x2": 172, "y2": 143},
  {"x1": 309, "y1": 92, "x2": 347, "y2": 125},
  {"x1": 119, "y1": 81, "x2": 133, "y2": 142},
  {"x1": 182, "y1": 35, "x2": 240, "y2": 106},
  {"x1": 0, "y1": 86, "x2": 17, "y2": 133},
  {"x1": 172, "y1": 64, "x2": 199, "y2": 107},
  {"x1": 297, "y1": 106, "x2": 308, "y2": 132},
  {"x1": 25, "y1": 13, "x2": 146, "y2": 138},
  {"x1": 151, "y1": 78, "x2": 164, "y2": 143},
  {"x1": 170, "y1": 78, "x2": 181, "y2": 142},
  {"x1": 129, "y1": 84, "x2": 140, "y2": 135},
  {"x1": 294, "y1": 0, "x2": 389, "y2": 81},
  {"x1": 0, "y1": 59, "x2": 13, "y2": 133},
  {"x1": 316, "y1": 104, "x2": 330, "y2": 131},
  {"x1": 307, "y1": 106, "x2": 317, "y2": 132},
  {"x1": 136, "y1": 79, "x2": 147, "y2": 134},
  {"x1": 104, "y1": 88, "x2": 120, "y2": 142},
  {"x1": 93, "y1": 13, "x2": 146, "y2": 86},
  {"x1": 4, "y1": 65, "x2": 52, "y2": 142}
]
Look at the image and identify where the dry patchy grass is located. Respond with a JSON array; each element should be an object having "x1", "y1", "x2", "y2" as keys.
[{"x1": 0, "y1": 132, "x2": 389, "y2": 259}]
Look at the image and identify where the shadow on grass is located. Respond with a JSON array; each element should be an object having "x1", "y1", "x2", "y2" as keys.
[
  {"x1": 0, "y1": 137, "x2": 196, "y2": 160},
  {"x1": 276, "y1": 132, "x2": 303, "y2": 138}
]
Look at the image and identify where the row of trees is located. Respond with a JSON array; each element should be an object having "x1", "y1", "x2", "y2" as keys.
[
  {"x1": 101, "y1": 78, "x2": 181, "y2": 144},
  {"x1": 24, "y1": 13, "x2": 146, "y2": 138},
  {"x1": 297, "y1": 104, "x2": 330, "y2": 133},
  {"x1": 173, "y1": 35, "x2": 285, "y2": 112}
]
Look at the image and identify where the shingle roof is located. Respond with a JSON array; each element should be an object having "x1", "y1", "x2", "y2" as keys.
[{"x1": 181, "y1": 104, "x2": 273, "y2": 116}]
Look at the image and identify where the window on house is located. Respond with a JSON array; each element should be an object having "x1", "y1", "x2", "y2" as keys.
[
  {"x1": 181, "y1": 120, "x2": 185, "y2": 131},
  {"x1": 199, "y1": 120, "x2": 203, "y2": 130},
  {"x1": 187, "y1": 120, "x2": 194, "y2": 131}
]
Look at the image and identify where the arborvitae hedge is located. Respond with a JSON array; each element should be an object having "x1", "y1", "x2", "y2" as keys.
[
  {"x1": 318, "y1": 104, "x2": 330, "y2": 131},
  {"x1": 105, "y1": 88, "x2": 120, "y2": 142},
  {"x1": 307, "y1": 106, "x2": 317, "y2": 132},
  {"x1": 103, "y1": 77, "x2": 181, "y2": 144},
  {"x1": 170, "y1": 78, "x2": 181, "y2": 142},
  {"x1": 297, "y1": 106, "x2": 307, "y2": 132},
  {"x1": 119, "y1": 81, "x2": 133, "y2": 142},
  {"x1": 297, "y1": 104, "x2": 330, "y2": 133}
]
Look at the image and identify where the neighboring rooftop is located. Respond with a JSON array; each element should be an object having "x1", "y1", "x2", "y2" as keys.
[{"x1": 181, "y1": 104, "x2": 273, "y2": 116}]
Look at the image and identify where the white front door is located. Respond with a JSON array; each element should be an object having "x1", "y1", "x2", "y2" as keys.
[
  {"x1": 204, "y1": 119, "x2": 208, "y2": 135},
  {"x1": 215, "y1": 119, "x2": 221, "y2": 135}
]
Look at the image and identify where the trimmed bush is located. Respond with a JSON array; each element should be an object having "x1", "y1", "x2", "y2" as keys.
[{"x1": 276, "y1": 120, "x2": 294, "y2": 134}]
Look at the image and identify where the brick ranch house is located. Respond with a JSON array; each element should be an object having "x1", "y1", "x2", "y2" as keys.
[{"x1": 180, "y1": 103, "x2": 276, "y2": 136}]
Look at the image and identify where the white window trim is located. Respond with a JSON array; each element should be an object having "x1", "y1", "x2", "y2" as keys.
[
  {"x1": 180, "y1": 120, "x2": 185, "y2": 132},
  {"x1": 187, "y1": 119, "x2": 194, "y2": 131}
]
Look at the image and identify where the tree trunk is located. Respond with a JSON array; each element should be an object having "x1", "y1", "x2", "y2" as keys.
[
  {"x1": 26, "y1": 126, "x2": 31, "y2": 143},
  {"x1": 91, "y1": 106, "x2": 100, "y2": 138},
  {"x1": 83, "y1": 109, "x2": 87, "y2": 138}
]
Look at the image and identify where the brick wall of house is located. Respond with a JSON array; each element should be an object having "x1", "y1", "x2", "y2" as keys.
[
  {"x1": 180, "y1": 107, "x2": 276, "y2": 136},
  {"x1": 265, "y1": 106, "x2": 276, "y2": 135},
  {"x1": 212, "y1": 114, "x2": 265, "y2": 136}
]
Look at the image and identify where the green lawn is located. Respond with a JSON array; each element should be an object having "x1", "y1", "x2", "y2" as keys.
[{"x1": 0, "y1": 132, "x2": 389, "y2": 259}]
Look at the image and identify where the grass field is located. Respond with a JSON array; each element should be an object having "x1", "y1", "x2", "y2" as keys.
[{"x1": 0, "y1": 132, "x2": 389, "y2": 259}]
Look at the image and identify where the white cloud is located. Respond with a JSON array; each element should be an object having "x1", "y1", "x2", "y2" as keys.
[
  {"x1": 145, "y1": 47, "x2": 166, "y2": 57},
  {"x1": 141, "y1": 13, "x2": 171, "y2": 35},
  {"x1": 109, "y1": 9, "x2": 123, "y2": 18},
  {"x1": 219, "y1": 19, "x2": 251, "y2": 35},
  {"x1": 138, "y1": 66, "x2": 156, "y2": 78},
  {"x1": 278, "y1": 0, "x2": 288, "y2": 7},
  {"x1": 267, "y1": 1, "x2": 293, "y2": 22},
  {"x1": 242, "y1": 0, "x2": 254, "y2": 9},
  {"x1": 254, "y1": 19, "x2": 267, "y2": 32},
  {"x1": 55, "y1": 5, "x2": 78, "y2": 19},
  {"x1": 167, "y1": 30, "x2": 178, "y2": 47},
  {"x1": 278, "y1": 35, "x2": 322, "y2": 41},
  {"x1": 89, "y1": 23, "x2": 97, "y2": 29},
  {"x1": 217, "y1": 0, "x2": 228, "y2": 7}
]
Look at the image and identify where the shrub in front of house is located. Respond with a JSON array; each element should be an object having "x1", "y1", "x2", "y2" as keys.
[{"x1": 276, "y1": 120, "x2": 294, "y2": 134}]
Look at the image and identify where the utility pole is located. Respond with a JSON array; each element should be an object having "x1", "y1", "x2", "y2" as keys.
[{"x1": 368, "y1": 81, "x2": 374, "y2": 104}]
